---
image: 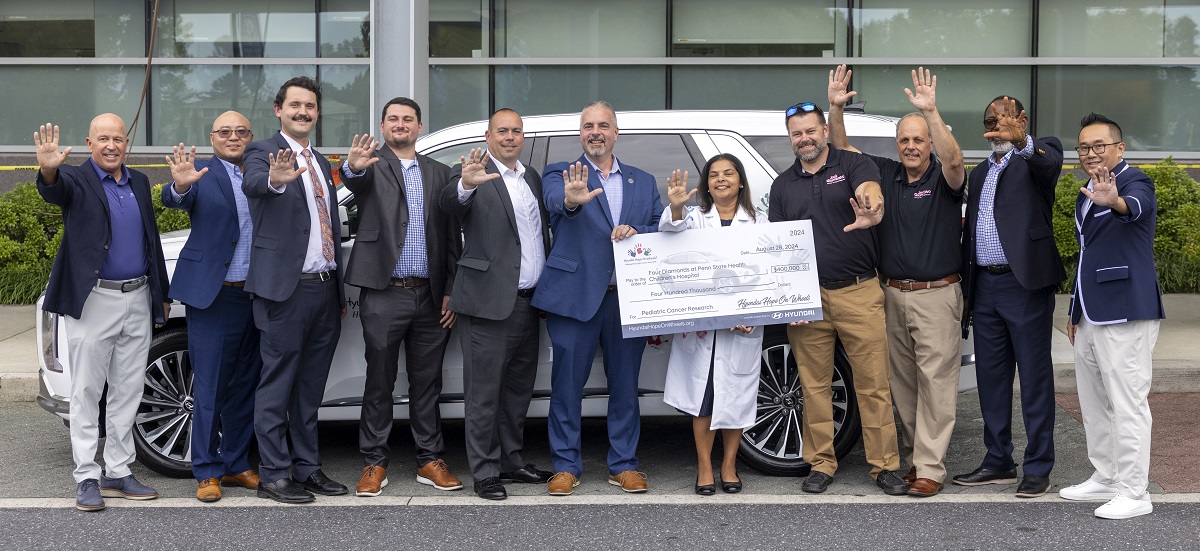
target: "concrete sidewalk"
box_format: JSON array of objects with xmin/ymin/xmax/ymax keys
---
[{"xmin": 1, "ymin": 296, "xmax": 1199, "ymax": 401}]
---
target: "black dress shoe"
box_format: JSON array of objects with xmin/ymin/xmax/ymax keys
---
[
  {"xmin": 1016, "ymin": 475, "xmax": 1050, "ymax": 498},
  {"xmin": 721, "ymin": 475, "xmax": 743, "ymax": 494},
  {"xmin": 257, "ymin": 478, "xmax": 315, "ymax": 504},
  {"xmin": 294, "ymin": 469, "xmax": 348, "ymax": 496},
  {"xmin": 951, "ymin": 466, "xmax": 1019, "ymax": 486},
  {"xmin": 801, "ymin": 471, "xmax": 833, "ymax": 494},
  {"xmin": 875, "ymin": 470, "xmax": 909, "ymax": 496},
  {"xmin": 474, "ymin": 477, "xmax": 507, "ymax": 500},
  {"xmin": 695, "ymin": 476, "xmax": 716, "ymax": 496},
  {"xmin": 499, "ymin": 464, "xmax": 553, "ymax": 484}
]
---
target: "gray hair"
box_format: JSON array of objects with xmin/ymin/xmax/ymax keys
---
[
  {"xmin": 896, "ymin": 112, "xmax": 931, "ymax": 140},
  {"xmin": 581, "ymin": 100, "xmax": 618, "ymax": 126}
]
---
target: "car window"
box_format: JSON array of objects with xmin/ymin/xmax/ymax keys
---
[
  {"xmin": 547, "ymin": 134, "xmax": 701, "ymax": 205},
  {"xmin": 745, "ymin": 135, "xmax": 899, "ymax": 173},
  {"xmin": 423, "ymin": 140, "xmax": 488, "ymax": 169}
]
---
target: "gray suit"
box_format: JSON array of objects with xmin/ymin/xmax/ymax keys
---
[
  {"xmin": 439, "ymin": 161, "xmax": 549, "ymax": 481},
  {"xmin": 343, "ymin": 146, "xmax": 461, "ymax": 468}
]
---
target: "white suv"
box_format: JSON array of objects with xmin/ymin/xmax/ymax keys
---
[{"xmin": 36, "ymin": 109, "xmax": 972, "ymax": 478}]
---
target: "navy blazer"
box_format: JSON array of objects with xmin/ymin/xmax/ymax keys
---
[
  {"xmin": 161, "ymin": 156, "xmax": 245, "ymax": 309},
  {"xmin": 963, "ymin": 136, "xmax": 1067, "ymax": 308},
  {"xmin": 241, "ymin": 132, "xmax": 346, "ymax": 305},
  {"xmin": 531, "ymin": 155, "xmax": 662, "ymax": 322},
  {"xmin": 1068, "ymin": 161, "xmax": 1165, "ymax": 325},
  {"xmin": 37, "ymin": 159, "xmax": 170, "ymax": 324}
]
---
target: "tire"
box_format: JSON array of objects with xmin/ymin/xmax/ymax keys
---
[
  {"xmin": 133, "ymin": 327, "xmax": 195, "ymax": 478},
  {"xmin": 737, "ymin": 327, "xmax": 862, "ymax": 476}
]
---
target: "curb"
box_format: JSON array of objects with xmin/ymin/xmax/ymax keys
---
[{"xmin": 0, "ymin": 373, "xmax": 37, "ymax": 402}]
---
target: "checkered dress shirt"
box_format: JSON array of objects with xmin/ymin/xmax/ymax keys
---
[
  {"xmin": 975, "ymin": 136, "xmax": 1034, "ymax": 266},
  {"xmin": 393, "ymin": 158, "xmax": 430, "ymax": 278}
]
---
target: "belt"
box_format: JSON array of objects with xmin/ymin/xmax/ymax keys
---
[
  {"xmin": 516, "ymin": 287, "xmax": 536, "ymax": 298},
  {"xmin": 820, "ymin": 270, "xmax": 877, "ymax": 291},
  {"xmin": 97, "ymin": 275, "xmax": 148, "ymax": 293},
  {"xmin": 389, "ymin": 277, "xmax": 429, "ymax": 288},
  {"xmin": 606, "ymin": 285, "xmax": 618, "ymax": 293},
  {"xmin": 300, "ymin": 271, "xmax": 335, "ymax": 281},
  {"xmin": 882, "ymin": 274, "xmax": 961, "ymax": 292},
  {"xmin": 222, "ymin": 281, "xmax": 246, "ymax": 288},
  {"xmin": 981, "ymin": 264, "xmax": 1012, "ymax": 274}
]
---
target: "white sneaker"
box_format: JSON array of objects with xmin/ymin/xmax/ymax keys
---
[
  {"xmin": 1059, "ymin": 478, "xmax": 1120, "ymax": 501},
  {"xmin": 1094, "ymin": 495, "xmax": 1153, "ymax": 520}
]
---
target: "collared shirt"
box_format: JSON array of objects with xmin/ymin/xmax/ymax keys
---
[
  {"xmin": 585, "ymin": 155, "xmax": 625, "ymax": 225},
  {"xmin": 457, "ymin": 157, "xmax": 546, "ymax": 289},
  {"xmin": 277, "ymin": 132, "xmax": 336, "ymax": 273},
  {"xmin": 393, "ymin": 156, "xmax": 430, "ymax": 278},
  {"xmin": 90, "ymin": 160, "xmax": 147, "ymax": 280},
  {"xmin": 975, "ymin": 135, "xmax": 1034, "ymax": 266},
  {"xmin": 868, "ymin": 153, "xmax": 964, "ymax": 281},
  {"xmin": 169, "ymin": 159, "xmax": 253, "ymax": 282}
]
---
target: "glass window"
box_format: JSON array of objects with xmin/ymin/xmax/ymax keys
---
[
  {"xmin": 857, "ymin": 0, "xmax": 1030, "ymax": 57},
  {"xmin": 0, "ymin": 65, "xmax": 146, "ymax": 146},
  {"xmin": 320, "ymin": 0, "xmax": 370, "ymax": 58},
  {"xmin": 429, "ymin": 66, "xmax": 489, "ymax": 132},
  {"xmin": 421, "ymin": 140, "xmax": 488, "ymax": 169},
  {"xmin": 1039, "ymin": 1, "xmax": 1174, "ymax": 57},
  {"xmin": 495, "ymin": 66, "xmax": 665, "ymax": 118},
  {"xmin": 0, "ymin": 1, "xmax": 145, "ymax": 57},
  {"xmin": 318, "ymin": 65, "xmax": 371, "ymax": 147},
  {"xmin": 153, "ymin": 0, "xmax": 368, "ymax": 58},
  {"xmin": 673, "ymin": 0, "xmax": 848, "ymax": 57},
  {"xmin": 1038, "ymin": 65, "xmax": 1200, "ymax": 152},
  {"xmin": 672, "ymin": 66, "xmax": 829, "ymax": 110},
  {"xmin": 430, "ymin": 0, "xmax": 486, "ymax": 58},
  {"xmin": 546, "ymin": 134, "xmax": 699, "ymax": 201},
  {"xmin": 495, "ymin": 0, "xmax": 666, "ymax": 57}
]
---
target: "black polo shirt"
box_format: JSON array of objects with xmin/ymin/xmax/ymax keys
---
[
  {"xmin": 867, "ymin": 153, "xmax": 964, "ymax": 281},
  {"xmin": 768, "ymin": 146, "xmax": 881, "ymax": 282}
]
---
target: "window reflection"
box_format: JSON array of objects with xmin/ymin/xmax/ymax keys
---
[
  {"xmin": 154, "ymin": 0, "xmax": 368, "ymax": 58},
  {"xmin": 495, "ymin": 66, "xmax": 664, "ymax": 118},
  {"xmin": 0, "ymin": 1, "xmax": 146, "ymax": 57},
  {"xmin": 673, "ymin": 0, "xmax": 847, "ymax": 57},
  {"xmin": 856, "ymin": 0, "xmax": 1030, "ymax": 57},
  {"xmin": 0, "ymin": 65, "xmax": 145, "ymax": 145}
]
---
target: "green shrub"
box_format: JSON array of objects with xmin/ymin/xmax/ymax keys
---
[{"xmin": 152, "ymin": 183, "xmax": 193, "ymax": 233}]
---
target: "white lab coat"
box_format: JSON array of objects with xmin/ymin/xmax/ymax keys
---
[{"xmin": 659, "ymin": 204, "xmax": 766, "ymax": 429}]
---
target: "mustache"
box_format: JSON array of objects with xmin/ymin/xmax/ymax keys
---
[
  {"xmin": 292, "ymin": 115, "xmax": 313, "ymax": 123},
  {"xmin": 587, "ymin": 134, "xmax": 606, "ymax": 143}
]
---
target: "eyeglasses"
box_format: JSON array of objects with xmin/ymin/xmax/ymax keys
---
[
  {"xmin": 1074, "ymin": 142, "xmax": 1121, "ymax": 155},
  {"xmin": 982, "ymin": 118, "xmax": 1000, "ymax": 130},
  {"xmin": 785, "ymin": 102, "xmax": 817, "ymax": 118},
  {"xmin": 211, "ymin": 128, "xmax": 251, "ymax": 139}
]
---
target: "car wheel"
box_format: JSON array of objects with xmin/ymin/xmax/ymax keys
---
[
  {"xmin": 738, "ymin": 328, "xmax": 862, "ymax": 476},
  {"xmin": 133, "ymin": 327, "xmax": 195, "ymax": 478}
]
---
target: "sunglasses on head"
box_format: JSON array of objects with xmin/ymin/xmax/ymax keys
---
[{"xmin": 785, "ymin": 102, "xmax": 817, "ymax": 118}]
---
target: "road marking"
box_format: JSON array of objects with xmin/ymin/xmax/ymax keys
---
[{"xmin": 2, "ymin": 493, "xmax": 1199, "ymax": 509}]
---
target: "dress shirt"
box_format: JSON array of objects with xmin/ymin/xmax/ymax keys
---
[
  {"xmin": 92, "ymin": 161, "xmax": 147, "ymax": 280},
  {"xmin": 585, "ymin": 156, "xmax": 625, "ymax": 225},
  {"xmin": 975, "ymin": 135, "xmax": 1034, "ymax": 266},
  {"xmin": 170, "ymin": 159, "xmax": 253, "ymax": 282},
  {"xmin": 273, "ymin": 132, "xmax": 336, "ymax": 274},
  {"xmin": 457, "ymin": 157, "xmax": 546, "ymax": 289},
  {"xmin": 393, "ymin": 157, "xmax": 430, "ymax": 278}
]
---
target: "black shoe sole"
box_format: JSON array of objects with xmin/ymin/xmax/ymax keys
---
[
  {"xmin": 499, "ymin": 476, "xmax": 550, "ymax": 484},
  {"xmin": 721, "ymin": 483, "xmax": 742, "ymax": 494},
  {"xmin": 476, "ymin": 491, "xmax": 508, "ymax": 500},
  {"xmin": 1015, "ymin": 489, "xmax": 1048, "ymax": 498},
  {"xmin": 256, "ymin": 489, "xmax": 316, "ymax": 504},
  {"xmin": 879, "ymin": 485, "xmax": 909, "ymax": 496},
  {"xmin": 951, "ymin": 477, "xmax": 1018, "ymax": 486}
]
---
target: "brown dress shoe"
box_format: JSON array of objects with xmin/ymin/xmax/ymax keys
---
[
  {"xmin": 547, "ymin": 472, "xmax": 579, "ymax": 496},
  {"xmin": 197, "ymin": 478, "xmax": 222, "ymax": 502},
  {"xmin": 416, "ymin": 459, "xmax": 463, "ymax": 490},
  {"xmin": 356, "ymin": 465, "xmax": 388, "ymax": 497},
  {"xmin": 903, "ymin": 467, "xmax": 917, "ymax": 485},
  {"xmin": 908, "ymin": 478, "xmax": 943, "ymax": 497},
  {"xmin": 220, "ymin": 470, "xmax": 260, "ymax": 490},
  {"xmin": 608, "ymin": 470, "xmax": 648, "ymax": 493}
]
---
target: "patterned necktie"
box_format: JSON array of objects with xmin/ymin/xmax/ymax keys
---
[{"xmin": 302, "ymin": 149, "xmax": 335, "ymax": 262}]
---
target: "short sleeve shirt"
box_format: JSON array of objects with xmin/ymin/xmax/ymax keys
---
[
  {"xmin": 868, "ymin": 153, "xmax": 964, "ymax": 281},
  {"xmin": 768, "ymin": 146, "xmax": 881, "ymax": 282}
]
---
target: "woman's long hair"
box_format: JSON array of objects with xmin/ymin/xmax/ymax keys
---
[{"xmin": 698, "ymin": 153, "xmax": 756, "ymax": 221}]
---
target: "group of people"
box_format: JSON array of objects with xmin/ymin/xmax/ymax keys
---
[{"xmin": 35, "ymin": 66, "xmax": 1163, "ymax": 519}]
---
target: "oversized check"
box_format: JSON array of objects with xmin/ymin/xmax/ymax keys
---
[{"xmin": 614, "ymin": 220, "xmax": 823, "ymax": 338}]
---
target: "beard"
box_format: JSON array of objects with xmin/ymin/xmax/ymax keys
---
[
  {"xmin": 990, "ymin": 139, "xmax": 1015, "ymax": 155},
  {"xmin": 794, "ymin": 139, "xmax": 826, "ymax": 163}
]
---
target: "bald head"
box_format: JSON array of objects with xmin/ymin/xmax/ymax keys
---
[
  {"xmin": 86, "ymin": 113, "xmax": 129, "ymax": 179},
  {"xmin": 210, "ymin": 110, "xmax": 253, "ymax": 165}
]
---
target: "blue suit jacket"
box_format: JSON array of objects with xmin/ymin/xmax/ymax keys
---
[
  {"xmin": 161, "ymin": 156, "xmax": 245, "ymax": 309},
  {"xmin": 241, "ymin": 132, "xmax": 345, "ymax": 305},
  {"xmin": 36, "ymin": 159, "xmax": 170, "ymax": 323},
  {"xmin": 531, "ymin": 155, "xmax": 662, "ymax": 321},
  {"xmin": 1068, "ymin": 161, "xmax": 1165, "ymax": 325}
]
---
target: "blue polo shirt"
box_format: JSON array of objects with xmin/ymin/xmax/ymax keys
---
[{"xmin": 90, "ymin": 159, "xmax": 148, "ymax": 280}]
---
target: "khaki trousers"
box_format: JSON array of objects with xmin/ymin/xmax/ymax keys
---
[
  {"xmin": 883, "ymin": 283, "xmax": 963, "ymax": 483},
  {"xmin": 787, "ymin": 280, "xmax": 899, "ymax": 477}
]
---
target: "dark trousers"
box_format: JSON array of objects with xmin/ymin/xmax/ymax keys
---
[
  {"xmin": 358, "ymin": 285, "xmax": 450, "ymax": 468},
  {"xmin": 252, "ymin": 278, "xmax": 341, "ymax": 483},
  {"xmin": 546, "ymin": 290, "xmax": 646, "ymax": 476},
  {"xmin": 460, "ymin": 296, "xmax": 540, "ymax": 482},
  {"xmin": 188, "ymin": 284, "xmax": 261, "ymax": 481},
  {"xmin": 971, "ymin": 269, "xmax": 1057, "ymax": 477}
]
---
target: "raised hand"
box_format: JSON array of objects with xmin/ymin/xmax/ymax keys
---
[
  {"xmin": 562, "ymin": 161, "xmax": 602, "ymax": 209},
  {"xmin": 1081, "ymin": 165, "xmax": 1121, "ymax": 207},
  {"xmin": 268, "ymin": 149, "xmax": 306, "ymax": 189},
  {"xmin": 843, "ymin": 191, "xmax": 883, "ymax": 232},
  {"xmin": 666, "ymin": 168, "xmax": 695, "ymax": 221},
  {"xmin": 904, "ymin": 67, "xmax": 937, "ymax": 113},
  {"xmin": 459, "ymin": 148, "xmax": 501, "ymax": 190},
  {"xmin": 346, "ymin": 134, "xmax": 380, "ymax": 173},
  {"xmin": 828, "ymin": 64, "xmax": 857, "ymax": 109},
  {"xmin": 983, "ymin": 96, "xmax": 1026, "ymax": 144},
  {"xmin": 166, "ymin": 143, "xmax": 209, "ymax": 193},
  {"xmin": 34, "ymin": 123, "xmax": 72, "ymax": 176}
]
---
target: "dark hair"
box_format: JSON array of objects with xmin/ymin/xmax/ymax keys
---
[
  {"xmin": 985, "ymin": 95, "xmax": 1024, "ymax": 116},
  {"xmin": 274, "ymin": 76, "xmax": 322, "ymax": 110},
  {"xmin": 785, "ymin": 103, "xmax": 826, "ymax": 127},
  {"xmin": 1080, "ymin": 112, "xmax": 1123, "ymax": 142},
  {"xmin": 381, "ymin": 97, "xmax": 422, "ymax": 123},
  {"xmin": 698, "ymin": 153, "xmax": 757, "ymax": 221}
]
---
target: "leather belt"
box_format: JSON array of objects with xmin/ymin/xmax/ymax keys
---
[
  {"xmin": 882, "ymin": 274, "xmax": 961, "ymax": 292},
  {"xmin": 606, "ymin": 285, "xmax": 618, "ymax": 293},
  {"xmin": 516, "ymin": 287, "xmax": 536, "ymax": 298},
  {"xmin": 300, "ymin": 271, "xmax": 335, "ymax": 281},
  {"xmin": 389, "ymin": 277, "xmax": 429, "ymax": 288},
  {"xmin": 982, "ymin": 264, "xmax": 1012, "ymax": 274},
  {"xmin": 97, "ymin": 275, "xmax": 148, "ymax": 293},
  {"xmin": 820, "ymin": 270, "xmax": 877, "ymax": 291},
  {"xmin": 222, "ymin": 281, "xmax": 246, "ymax": 288}
]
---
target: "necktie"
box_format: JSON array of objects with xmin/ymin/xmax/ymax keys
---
[{"xmin": 302, "ymin": 150, "xmax": 335, "ymax": 262}]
